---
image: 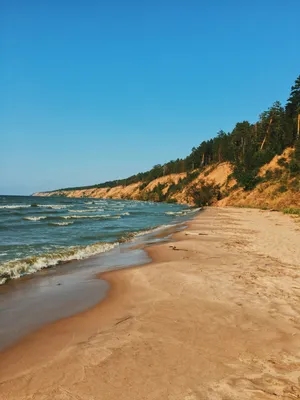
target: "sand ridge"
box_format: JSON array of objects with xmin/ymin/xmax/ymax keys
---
[{"xmin": 1, "ymin": 207, "xmax": 300, "ymax": 399}]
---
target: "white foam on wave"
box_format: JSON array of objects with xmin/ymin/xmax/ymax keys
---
[
  {"xmin": 0, "ymin": 205, "xmax": 31, "ymax": 209},
  {"xmin": 0, "ymin": 204, "xmax": 68, "ymax": 210},
  {"xmin": 189, "ymin": 207, "xmax": 201, "ymax": 213},
  {"xmin": 40, "ymin": 204, "xmax": 67, "ymax": 209},
  {"xmin": 0, "ymin": 241, "xmax": 119, "ymax": 284},
  {"xmin": 23, "ymin": 216, "xmax": 47, "ymax": 221},
  {"xmin": 23, "ymin": 213, "xmax": 124, "ymax": 222},
  {"xmin": 49, "ymin": 222, "xmax": 74, "ymax": 226},
  {"xmin": 165, "ymin": 210, "xmax": 191, "ymax": 216},
  {"xmin": 134, "ymin": 223, "xmax": 178, "ymax": 237},
  {"xmin": 165, "ymin": 207, "xmax": 201, "ymax": 216},
  {"xmin": 68, "ymin": 208, "xmax": 104, "ymax": 213},
  {"xmin": 85, "ymin": 201, "xmax": 106, "ymax": 205},
  {"xmin": 62, "ymin": 214, "xmax": 120, "ymax": 220}
]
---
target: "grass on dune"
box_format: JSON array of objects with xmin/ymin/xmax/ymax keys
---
[{"xmin": 283, "ymin": 208, "xmax": 300, "ymax": 215}]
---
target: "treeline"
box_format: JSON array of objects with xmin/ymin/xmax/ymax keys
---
[{"xmin": 58, "ymin": 75, "xmax": 300, "ymax": 192}]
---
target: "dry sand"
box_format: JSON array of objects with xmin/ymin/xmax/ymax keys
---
[{"xmin": 1, "ymin": 207, "xmax": 300, "ymax": 399}]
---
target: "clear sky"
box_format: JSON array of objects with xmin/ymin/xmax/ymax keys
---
[{"xmin": 1, "ymin": 0, "xmax": 299, "ymax": 195}]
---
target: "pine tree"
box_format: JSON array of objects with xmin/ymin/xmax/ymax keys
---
[
  {"xmin": 259, "ymin": 101, "xmax": 286, "ymax": 154},
  {"xmin": 286, "ymin": 75, "xmax": 300, "ymax": 118},
  {"xmin": 286, "ymin": 76, "xmax": 300, "ymax": 142}
]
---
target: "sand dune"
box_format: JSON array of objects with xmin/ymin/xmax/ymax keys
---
[{"xmin": 1, "ymin": 207, "xmax": 300, "ymax": 399}]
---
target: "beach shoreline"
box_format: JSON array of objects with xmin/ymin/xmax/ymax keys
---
[
  {"xmin": 1, "ymin": 207, "xmax": 300, "ymax": 399},
  {"xmin": 0, "ymin": 219, "xmax": 188, "ymax": 351}
]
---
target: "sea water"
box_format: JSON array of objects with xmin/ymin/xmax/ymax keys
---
[{"xmin": 0, "ymin": 195, "xmax": 198, "ymax": 284}]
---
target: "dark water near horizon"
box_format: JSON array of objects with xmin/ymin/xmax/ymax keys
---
[{"xmin": 0, "ymin": 195, "xmax": 198, "ymax": 284}]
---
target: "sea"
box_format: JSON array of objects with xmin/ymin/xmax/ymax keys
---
[{"xmin": 0, "ymin": 195, "xmax": 199, "ymax": 285}]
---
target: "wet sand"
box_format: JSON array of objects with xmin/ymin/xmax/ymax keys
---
[
  {"xmin": 1, "ymin": 207, "xmax": 300, "ymax": 399},
  {"xmin": 0, "ymin": 223, "xmax": 186, "ymax": 350},
  {"xmin": 0, "ymin": 225, "xmax": 181, "ymax": 350}
]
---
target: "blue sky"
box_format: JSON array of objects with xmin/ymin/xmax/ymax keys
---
[{"xmin": 1, "ymin": 0, "xmax": 299, "ymax": 195}]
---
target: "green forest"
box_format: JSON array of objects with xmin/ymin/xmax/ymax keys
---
[{"xmin": 59, "ymin": 75, "xmax": 300, "ymax": 193}]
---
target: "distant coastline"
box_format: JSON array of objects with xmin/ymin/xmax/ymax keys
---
[{"xmin": 34, "ymin": 148, "xmax": 300, "ymax": 211}]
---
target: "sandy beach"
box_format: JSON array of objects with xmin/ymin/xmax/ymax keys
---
[{"xmin": 1, "ymin": 207, "xmax": 300, "ymax": 399}]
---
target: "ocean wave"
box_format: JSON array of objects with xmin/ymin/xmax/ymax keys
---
[
  {"xmin": 38, "ymin": 204, "xmax": 67, "ymax": 209},
  {"xmin": 189, "ymin": 207, "xmax": 202, "ymax": 213},
  {"xmin": 23, "ymin": 214, "xmax": 122, "ymax": 222},
  {"xmin": 118, "ymin": 224, "xmax": 177, "ymax": 243},
  {"xmin": 0, "ymin": 204, "xmax": 68, "ymax": 210},
  {"xmin": 0, "ymin": 205, "xmax": 31, "ymax": 209},
  {"xmin": 129, "ymin": 210, "xmax": 149, "ymax": 216},
  {"xmin": 164, "ymin": 210, "xmax": 191, "ymax": 216},
  {"xmin": 134, "ymin": 223, "xmax": 178, "ymax": 237},
  {"xmin": 67, "ymin": 208, "xmax": 103, "ymax": 213},
  {"xmin": 61, "ymin": 214, "xmax": 120, "ymax": 220},
  {"xmin": 23, "ymin": 216, "xmax": 47, "ymax": 221},
  {"xmin": 48, "ymin": 222, "xmax": 74, "ymax": 226},
  {"xmin": 84, "ymin": 201, "xmax": 106, "ymax": 205},
  {"xmin": 165, "ymin": 207, "xmax": 201, "ymax": 216},
  {"xmin": 0, "ymin": 242, "xmax": 118, "ymax": 284}
]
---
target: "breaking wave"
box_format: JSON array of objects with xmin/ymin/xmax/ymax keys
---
[
  {"xmin": 0, "ymin": 204, "xmax": 68, "ymax": 210},
  {"xmin": 165, "ymin": 207, "xmax": 201, "ymax": 216},
  {"xmin": 23, "ymin": 216, "xmax": 47, "ymax": 221},
  {"xmin": 0, "ymin": 242, "xmax": 119, "ymax": 284},
  {"xmin": 22, "ymin": 214, "xmax": 122, "ymax": 222},
  {"xmin": 34, "ymin": 204, "xmax": 67, "ymax": 209},
  {"xmin": 0, "ymin": 205, "xmax": 31, "ymax": 209},
  {"xmin": 67, "ymin": 208, "xmax": 103, "ymax": 213},
  {"xmin": 42, "ymin": 204, "xmax": 67, "ymax": 209},
  {"xmin": 48, "ymin": 222, "xmax": 74, "ymax": 226},
  {"xmin": 0, "ymin": 197, "xmax": 198, "ymax": 285},
  {"xmin": 134, "ymin": 223, "xmax": 179, "ymax": 237},
  {"xmin": 84, "ymin": 201, "xmax": 105, "ymax": 205},
  {"xmin": 61, "ymin": 214, "xmax": 120, "ymax": 220},
  {"xmin": 117, "ymin": 223, "xmax": 179, "ymax": 243}
]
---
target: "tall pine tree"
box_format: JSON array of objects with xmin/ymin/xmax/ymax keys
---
[{"xmin": 286, "ymin": 75, "xmax": 300, "ymax": 141}]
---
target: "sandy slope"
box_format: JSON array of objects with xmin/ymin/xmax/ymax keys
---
[
  {"xmin": 33, "ymin": 149, "xmax": 300, "ymax": 210},
  {"xmin": 1, "ymin": 208, "xmax": 300, "ymax": 399}
]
